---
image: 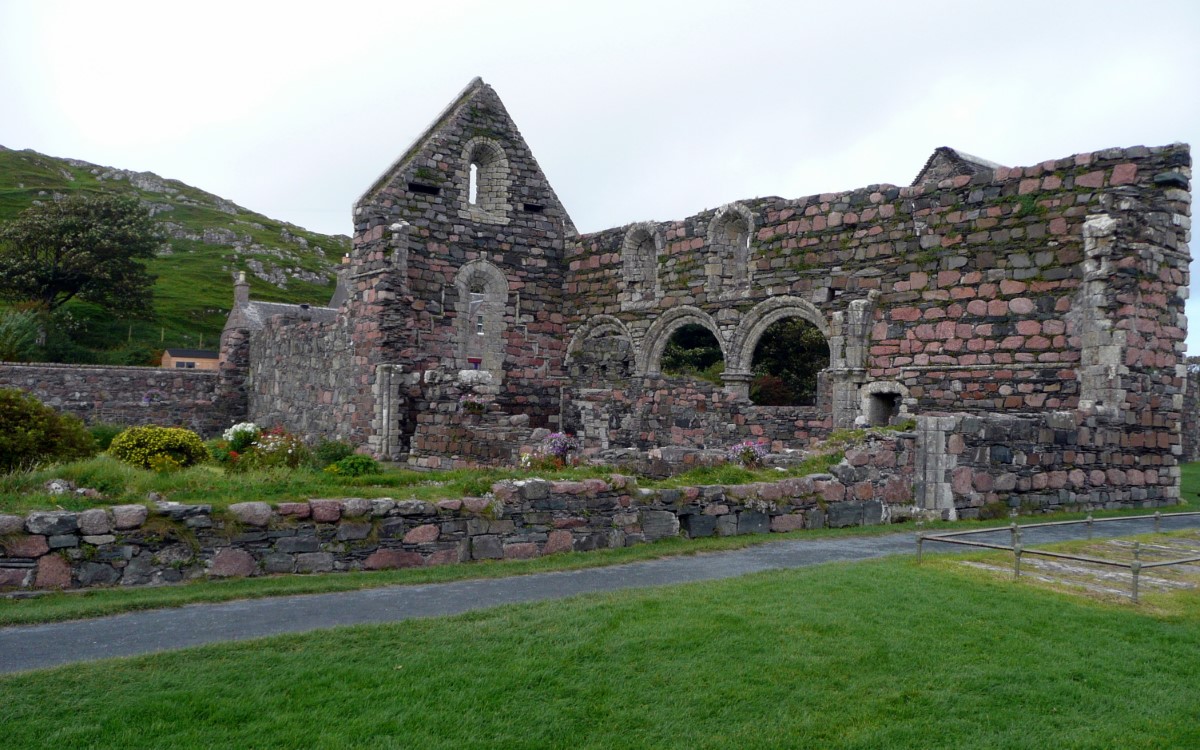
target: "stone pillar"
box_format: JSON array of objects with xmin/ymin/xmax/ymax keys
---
[{"xmin": 721, "ymin": 371, "xmax": 753, "ymax": 400}]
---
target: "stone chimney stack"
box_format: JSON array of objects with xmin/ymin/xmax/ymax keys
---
[{"xmin": 234, "ymin": 270, "xmax": 249, "ymax": 308}]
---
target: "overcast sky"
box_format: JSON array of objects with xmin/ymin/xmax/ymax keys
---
[{"xmin": 2, "ymin": 0, "xmax": 1198, "ymax": 348}]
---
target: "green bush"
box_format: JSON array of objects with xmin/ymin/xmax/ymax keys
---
[
  {"xmin": 0, "ymin": 388, "xmax": 96, "ymax": 473},
  {"xmin": 314, "ymin": 438, "xmax": 356, "ymax": 467},
  {"xmin": 240, "ymin": 426, "xmax": 311, "ymax": 470},
  {"xmin": 88, "ymin": 423, "xmax": 126, "ymax": 452},
  {"xmin": 108, "ymin": 425, "xmax": 208, "ymax": 470},
  {"xmin": 323, "ymin": 454, "xmax": 381, "ymax": 477}
]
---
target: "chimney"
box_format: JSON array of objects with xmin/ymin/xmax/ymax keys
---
[{"xmin": 234, "ymin": 270, "xmax": 249, "ymax": 308}]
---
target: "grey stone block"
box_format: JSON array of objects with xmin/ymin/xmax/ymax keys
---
[
  {"xmin": 276, "ymin": 536, "xmax": 320, "ymax": 554},
  {"xmin": 295, "ymin": 552, "xmax": 334, "ymax": 573},
  {"xmin": 641, "ymin": 511, "xmax": 679, "ymax": 540},
  {"xmin": 25, "ymin": 512, "xmax": 79, "ymax": 536},
  {"xmin": 681, "ymin": 513, "xmax": 717, "ymax": 538},
  {"xmin": 336, "ymin": 523, "xmax": 372, "ymax": 541},
  {"xmin": 471, "ymin": 535, "xmax": 503, "ymax": 560},
  {"xmin": 737, "ymin": 511, "xmax": 770, "ymax": 535},
  {"xmin": 262, "ymin": 553, "xmax": 295, "ymax": 574},
  {"xmin": 716, "ymin": 514, "xmax": 738, "ymax": 536},
  {"xmin": 48, "ymin": 534, "xmax": 79, "ymax": 549},
  {"xmin": 78, "ymin": 562, "xmax": 120, "ymax": 586}
]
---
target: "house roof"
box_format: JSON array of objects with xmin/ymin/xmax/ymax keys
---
[{"xmin": 163, "ymin": 348, "xmax": 219, "ymax": 359}]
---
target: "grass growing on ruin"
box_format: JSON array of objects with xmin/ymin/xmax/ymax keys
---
[
  {"xmin": 0, "ymin": 455, "xmax": 624, "ymax": 514},
  {"xmin": 3, "ymin": 557, "xmax": 1198, "ymax": 749},
  {"xmin": 0, "ymin": 452, "xmax": 852, "ymax": 515}
]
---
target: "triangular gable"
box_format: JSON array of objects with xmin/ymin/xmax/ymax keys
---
[
  {"xmin": 911, "ymin": 146, "xmax": 1005, "ymax": 187},
  {"xmin": 355, "ymin": 78, "xmax": 576, "ymax": 235}
]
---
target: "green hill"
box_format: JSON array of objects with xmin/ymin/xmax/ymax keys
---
[{"xmin": 0, "ymin": 145, "xmax": 349, "ymax": 364}]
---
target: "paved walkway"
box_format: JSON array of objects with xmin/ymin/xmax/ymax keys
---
[{"xmin": 2, "ymin": 514, "xmax": 1197, "ymax": 674}]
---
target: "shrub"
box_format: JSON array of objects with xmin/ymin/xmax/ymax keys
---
[
  {"xmin": 108, "ymin": 425, "xmax": 209, "ymax": 470},
  {"xmin": 314, "ymin": 438, "xmax": 356, "ymax": 467},
  {"xmin": 88, "ymin": 423, "xmax": 126, "ymax": 452},
  {"xmin": 324, "ymin": 454, "xmax": 381, "ymax": 477},
  {"xmin": 0, "ymin": 309, "xmax": 40, "ymax": 362},
  {"xmin": 0, "ymin": 388, "xmax": 96, "ymax": 473},
  {"xmin": 242, "ymin": 426, "xmax": 311, "ymax": 470},
  {"xmin": 222, "ymin": 422, "xmax": 261, "ymax": 453}
]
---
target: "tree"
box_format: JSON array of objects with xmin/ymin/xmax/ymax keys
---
[
  {"xmin": 0, "ymin": 195, "xmax": 161, "ymax": 315},
  {"xmin": 750, "ymin": 318, "xmax": 829, "ymax": 405}
]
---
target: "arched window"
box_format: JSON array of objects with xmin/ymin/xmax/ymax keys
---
[
  {"xmin": 454, "ymin": 260, "xmax": 509, "ymax": 376},
  {"xmin": 620, "ymin": 223, "xmax": 660, "ymax": 308},
  {"xmin": 708, "ymin": 203, "xmax": 755, "ymax": 293},
  {"xmin": 459, "ymin": 137, "xmax": 511, "ymax": 224}
]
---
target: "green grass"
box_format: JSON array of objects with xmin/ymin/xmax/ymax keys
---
[
  {"xmin": 0, "ymin": 452, "xmax": 856, "ymax": 514},
  {"xmin": 2, "ymin": 558, "xmax": 1197, "ymax": 748}
]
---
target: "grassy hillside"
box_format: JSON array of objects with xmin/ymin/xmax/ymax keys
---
[{"xmin": 0, "ymin": 145, "xmax": 349, "ymax": 364}]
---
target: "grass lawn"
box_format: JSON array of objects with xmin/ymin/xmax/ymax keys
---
[{"xmin": 2, "ymin": 557, "xmax": 1197, "ymax": 749}]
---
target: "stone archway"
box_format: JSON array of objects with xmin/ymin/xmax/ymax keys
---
[
  {"xmin": 565, "ymin": 315, "xmax": 636, "ymax": 381},
  {"xmin": 638, "ymin": 306, "xmax": 726, "ymax": 377},
  {"xmin": 729, "ymin": 297, "xmax": 831, "ymax": 373}
]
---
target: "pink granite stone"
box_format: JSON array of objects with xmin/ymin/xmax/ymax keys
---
[
  {"xmin": 543, "ymin": 530, "xmax": 574, "ymax": 554},
  {"xmin": 35, "ymin": 555, "xmax": 72, "ymax": 589},
  {"xmin": 403, "ymin": 524, "xmax": 440, "ymax": 544},
  {"xmin": 310, "ymin": 500, "xmax": 342, "ymax": 523},
  {"xmin": 210, "ymin": 548, "xmax": 257, "ymax": 578},
  {"xmin": 3, "ymin": 535, "xmax": 48, "ymax": 558},
  {"xmin": 366, "ymin": 549, "xmax": 425, "ymax": 569}
]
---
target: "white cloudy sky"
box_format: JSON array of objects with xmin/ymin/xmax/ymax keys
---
[{"xmin": 2, "ymin": 0, "xmax": 1198, "ymax": 347}]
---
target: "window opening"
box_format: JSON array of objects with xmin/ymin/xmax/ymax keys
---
[
  {"xmin": 408, "ymin": 182, "xmax": 441, "ymax": 196},
  {"xmin": 867, "ymin": 393, "xmax": 901, "ymax": 426},
  {"xmin": 468, "ymin": 163, "xmax": 479, "ymax": 205},
  {"xmin": 749, "ymin": 318, "xmax": 830, "ymax": 406},
  {"xmin": 661, "ymin": 324, "xmax": 724, "ymax": 384}
]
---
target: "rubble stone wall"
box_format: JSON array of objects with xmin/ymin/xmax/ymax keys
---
[
  {"xmin": 915, "ymin": 412, "xmax": 1182, "ymax": 519},
  {"xmin": 0, "ymin": 436, "xmax": 916, "ymax": 591},
  {"xmin": 0, "ymin": 362, "xmax": 236, "ymax": 436}
]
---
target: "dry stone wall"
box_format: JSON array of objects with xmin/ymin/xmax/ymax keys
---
[
  {"xmin": 0, "ymin": 436, "xmax": 916, "ymax": 591},
  {"xmin": 0, "ymin": 362, "xmax": 238, "ymax": 436}
]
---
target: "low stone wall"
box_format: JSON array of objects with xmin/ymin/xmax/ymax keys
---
[
  {"xmin": 0, "ymin": 436, "xmax": 916, "ymax": 591},
  {"xmin": 0, "ymin": 362, "xmax": 238, "ymax": 437},
  {"xmin": 915, "ymin": 412, "xmax": 1182, "ymax": 519},
  {"xmin": 565, "ymin": 376, "xmax": 833, "ymax": 452}
]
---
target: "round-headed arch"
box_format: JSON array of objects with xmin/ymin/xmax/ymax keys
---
[
  {"xmin": 565, "ymin": 314, "xmax": 634, "ymax": 367},
  {"xmin": 730, "ymin": 296, "xmax": 831, "ymax": 373},
  {"xmin": 638, "ymin": 306, "xmax": 726, "ymax": 376}
]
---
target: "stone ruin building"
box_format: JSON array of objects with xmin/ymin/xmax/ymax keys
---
[
  {"xmin": 209, "ymin": 78, "xmax": 1193, "ymax": 517},
  {"xmin": 4, "ymin": 78, "xmax": 1189, "ymax": 521}
]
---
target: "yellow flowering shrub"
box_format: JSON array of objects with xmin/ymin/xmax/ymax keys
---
[{"xmin": 108, "ymin": 425, "xmax": 208, "ymax": 470}]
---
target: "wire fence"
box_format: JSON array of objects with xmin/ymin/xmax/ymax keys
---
[{"xmin": 916, "ymin": 511, "xmax": 1200, "ymax": 603}]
